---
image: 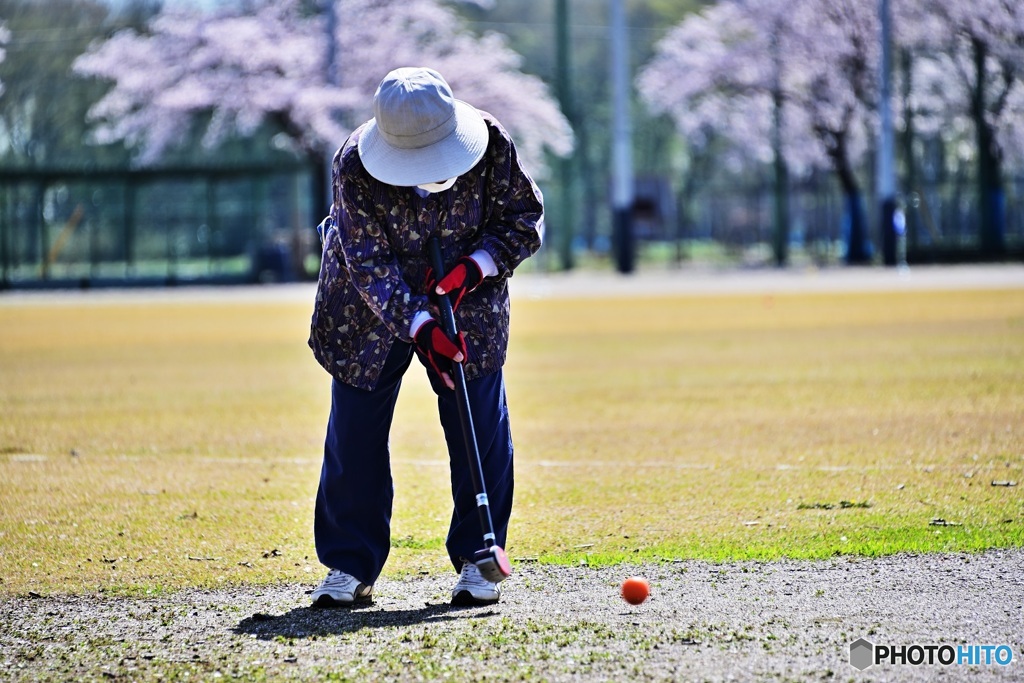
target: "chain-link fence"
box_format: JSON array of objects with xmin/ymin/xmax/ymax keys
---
[
  {"xmin": 2, "ymin": 165, "xmax": 1021, "ymax": 288},
  {"xmin": 0, "ymin": 166, "xmax": 315, "ymax": 290},
  {"xmin": 617, "ymin": 172, "xmax": 1024, "ymax": 268}
]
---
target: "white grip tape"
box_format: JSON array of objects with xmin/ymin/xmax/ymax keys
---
[{"xmin": 476, "ymin": 493, "xmax": 489, "ymax": 507}]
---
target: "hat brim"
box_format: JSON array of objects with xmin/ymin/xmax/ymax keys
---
[{"xmin": 358, "ymin": 100, "xmax": 488, "ymax": 187}]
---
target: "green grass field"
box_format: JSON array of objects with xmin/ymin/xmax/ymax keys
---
[{"xmin": 1, "ymin": 285, "xmax": 1022, "ymax": 596}]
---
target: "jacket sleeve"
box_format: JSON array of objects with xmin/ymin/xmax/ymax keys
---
[
  {"xmin": 473, "ymin": 117, "xmax": 545, "ymax": 279},
  {"xmin": 334, "ymin": 145, "xmax": 428, "ymax": 343}
]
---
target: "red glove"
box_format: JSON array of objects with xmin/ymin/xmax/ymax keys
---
[
  {"xmin": 425, "ymin": 255, "xmax": 483, "ymax": 311},
  {"xmin": 413, "ymin": 319, "xmax": 467, "ymax": 390}
]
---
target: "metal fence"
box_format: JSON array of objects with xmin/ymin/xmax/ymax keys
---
[
  {"xmin": 674, "ymin": 174, "xmax": 1024, "ymax": 265},
  {"xmin": 0, "ymin": 165, "xmax": 315, "ymax": 290},
  {"xmin": 2, "ymin": 166, "xmax": 1020, "ymax": 288}
]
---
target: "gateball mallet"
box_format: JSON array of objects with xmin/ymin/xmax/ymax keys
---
[{"xmin": 427, "ymin": 236, "xmax": 513, "ymax": 584}]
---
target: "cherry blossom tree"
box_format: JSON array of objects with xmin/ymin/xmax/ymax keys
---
[
  {"xmin": 904, "ymin": 0, "xmax": 1024, "ymax": 255},
  {"xmin": 328, "ymin": 0, "xmax": 572, "ymax": 178},
  {"xmin": 73, "ymin": 0, "xmax": 572, "ymax": 219},
  {"xmin": 638, "ymin": 0, "xmax": 882, "ymax": 263},
  {"xmin": 74, "ymin": 2, "xmax": 336, "ymax": 165},
  {"xmin": 641, "ymin": 0, "xmax": 1024, "ymax": 261}
]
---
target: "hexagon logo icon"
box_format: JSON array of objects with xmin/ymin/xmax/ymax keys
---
[{"xmin": 850, "ymin": 638, "xmax": 874, "ymax": 670}]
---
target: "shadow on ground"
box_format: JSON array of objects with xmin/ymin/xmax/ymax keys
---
[{"xmin": 233, "ymin": 601, "xmax": 500, "ymax": 639}]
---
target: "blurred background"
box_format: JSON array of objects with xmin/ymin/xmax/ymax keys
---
[{"xmin": 0, "ymin": 0, "xmax": 1022, "ymax": 290}]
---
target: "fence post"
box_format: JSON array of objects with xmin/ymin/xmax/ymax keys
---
[
  {"xmin": 0, "ymin": 186, "xmax": 8, "ymax": 288},
  {"xmin": 124, "ymin": 179, "xmax": 135, "ymax": 277},
  {"xmin": 206, "ymin": 177, "xmax": 217, "ymax": 276},
  {"xmin": 37, "ymin": 182, "xmax": 49, "ymax": 280},
  {"xmin": 609, "ymin": 0, "xmax": 635, "ymax": 274}
]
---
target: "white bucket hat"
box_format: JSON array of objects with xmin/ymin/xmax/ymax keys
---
[{"xmin": 357, "ymin": 67, "xmax": 489, "ymax": 187}]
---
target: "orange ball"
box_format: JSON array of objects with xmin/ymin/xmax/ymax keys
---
[{"xmin": 621, "ymin": 576, "xmax": 650, "ymax": 605}]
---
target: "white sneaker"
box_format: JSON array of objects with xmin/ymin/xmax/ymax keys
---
[
  {"xmin": 311, "ymin": 569, "xmax": 372, "ymax": 607},
  {"xmin": 451, "ymin": 561, "xmax": 501, "ymax": 606}
]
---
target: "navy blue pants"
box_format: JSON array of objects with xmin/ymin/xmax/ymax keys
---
[{"xmin": 314, "ymin": 340, "xmax": 514, "ymax": 585}]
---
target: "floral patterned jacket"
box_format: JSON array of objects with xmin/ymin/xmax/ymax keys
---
[{"xmin": 308, "ymin": 112, "xmax": 544, "ymax": 390}]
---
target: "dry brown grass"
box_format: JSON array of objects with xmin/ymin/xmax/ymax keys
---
[{"xmin": 1, "ymin": 287, "xmax": 1021, "ymax": 595}]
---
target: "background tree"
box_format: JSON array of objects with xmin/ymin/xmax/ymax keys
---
[
  {"xmin": 0, "ymin": 0, "xmax": 160, "ymax": 272},
  {"xmin": 72, "ymin": 0, "xmax": 572, "ymax": 223},
  {"xmin": 907, "ymin": 0, "xmax": 1024, "ymax": 256},
  {"xmin": 638, "ymin": 0, "xmax": 882, "ymax": 264},
  {"xmin": 0, "ymin": 0, "xmax": 148, "ymax": 168}
]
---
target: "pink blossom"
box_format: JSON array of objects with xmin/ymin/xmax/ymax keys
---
[
  {"xmin": 73, "ymin": 0, "xmax": 571, "ymax": 174},
  {"xmin": 639, "ymin": 0, "xmax": 1024, "ymax": 175},
  {"xmin": 638, "ymin": 0, "xmax": 882, "ymax": 176},
  {"xmin": 904, "ymin": 0, "xmax": 1024, "ymax": 166}
]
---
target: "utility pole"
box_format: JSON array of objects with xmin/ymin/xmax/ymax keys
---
[
  {"xmin": 323, "ymin": 0, "xmax": 339, "ymax": 219},
  {"xmin": 609, "ymin": 0, "xmax": 634, "ymax": 274},
  {"xmin": 301, "ymin": 0, "xmax": 339, "ymax": 278},
  {"xmin": 878, "ymin": 0, "xmax": 898, "ymax": 266},
  {"xmin": 554, "ymin": 0, "xmax": 576, "ymax": 271},
  {"xmin": 770, "ymin": 27, "xmax": 789, "ymax": 268}
]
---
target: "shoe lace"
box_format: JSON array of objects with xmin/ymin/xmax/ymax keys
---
[
  {"xmin": 322, "ymin": 569, "xmax": 357, "ymax": 589},
  {"xmin": 460, "ymin": 562, "xmax": 494, "ymax": 589}
]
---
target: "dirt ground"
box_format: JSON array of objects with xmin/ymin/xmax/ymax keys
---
[{"xmin": 3, "ymin": 549, "xmax": 1022, "ymax": 682}]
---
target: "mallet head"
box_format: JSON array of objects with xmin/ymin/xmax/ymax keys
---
[{"xmin": 473, "ymin": 546, "xmax": 512, "ymax": 583}]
